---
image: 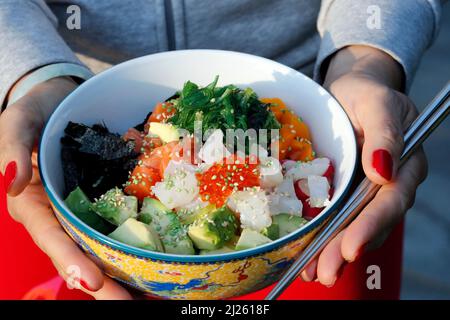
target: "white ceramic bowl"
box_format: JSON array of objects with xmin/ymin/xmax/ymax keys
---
[{"xmin": 39, "ymin": 50, "xmax": 357, "ymax": 299}]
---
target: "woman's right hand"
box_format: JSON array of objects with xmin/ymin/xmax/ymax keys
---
[{"xmin": 0, "ymin": 77, "xmax": 132, "ymax": 299}]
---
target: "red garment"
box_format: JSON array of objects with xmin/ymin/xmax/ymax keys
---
[{"xmin": 0, "ymin": 173, "xmax": 402, "ymax": 300}]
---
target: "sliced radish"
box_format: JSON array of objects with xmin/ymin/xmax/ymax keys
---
[
  {"xmin": 323, "ymin": 160, "xmax": 335, "ymax": 184},
  {"xmin": 295, "ymin": 177, "xmax": 332, "ymax": 205},
  {"xmin": 294, "ymin": 179, "xmax": 309, "ymax": 202},
  {"xmin": 294, "ymin": 175, "xmax": 332, "ymax": 220},
  {"xmin": 303, "ymin": 205, "xmax": 323, "ymax": 220},
  {"xmin": 294, "ymin": 179, "xmax": 325, "ymax": 219}
]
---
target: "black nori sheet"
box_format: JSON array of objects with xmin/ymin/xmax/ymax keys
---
[{"xmin": 61, "ymin": 121, "xmax": 138, "ymax": 199}]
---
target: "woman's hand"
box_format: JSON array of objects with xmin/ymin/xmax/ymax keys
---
[
  {"xmin": 0, "ymin": 77, "xmax": 132, "ymax": 299},
  {"xmin": 300, "ymin": 45, "xmax": 428, "ymax": 286}
]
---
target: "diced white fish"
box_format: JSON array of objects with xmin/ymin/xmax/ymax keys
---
[
  {"xmin": 198, "ymin": 129, "xmax": 231, "ymax": 164},
  {"xmin": 268, "ymin": 193, "xmax": 303, "ymax": 216},
  {"xmin": 260, "ymin": 156, "xmax": 283, "ymax": 189},
  {"xmin": 307, "ymin": 175, "xmax": 330, "ymax": 208},
  {"xmin": 267, "ymin": 177, "xmax": 303, "ymax": 216},
  {"xmin": 281, "ymin": 160, "xmax": 297, "ymax": 171},
  {"xmin": 152, "ymin": 161, "xmax": 199, "ymax": 209},
  {"xmin": 228, "ymin": 189, "xmax": 272, "ymax": 232},
  {"xmin": 285, "ymin": 158, "xmax": 330, "ymax": 180}
]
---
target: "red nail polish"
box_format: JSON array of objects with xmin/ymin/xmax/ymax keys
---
[
  {"xmin": 372, "ymin": 149, "xmax": 393, "ymax": 180},
  {"xmin": 4, "ymin": 161, "xmax": 17, "ymax": 192},
  {"xmin": 79, "ymin": 279, "xmax": 94, "ymax": 291}
]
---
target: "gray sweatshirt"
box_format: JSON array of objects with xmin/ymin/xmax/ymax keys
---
[{"xmin": 0, "ymin": 0, "xmax": 443, "ymax": 106}]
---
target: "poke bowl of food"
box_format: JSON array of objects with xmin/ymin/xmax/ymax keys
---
[{"xmin": 38, "ymin": 50, "xmax": 357, "ymax": 299}]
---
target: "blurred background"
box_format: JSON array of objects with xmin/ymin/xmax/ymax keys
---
[{"xmin": 401, "ymin": 4, "xmax": 450, "ymax": 299}]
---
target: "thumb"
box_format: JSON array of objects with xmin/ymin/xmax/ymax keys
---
[
  {"xmin": 0, "ymin": 102, "xmax": 41, "ymax": 196},
  {"xmin": 0, "ymin": 77, "xmax": 77, "ymax": 196}
]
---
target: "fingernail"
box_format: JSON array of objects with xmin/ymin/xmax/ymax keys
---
[
  {"xmin": 79, "ymin": 279, "xmax": 96, "ymax": 292},
  {"xmin": 4, "ymin": 161, "xmax": 17, "ymax": 192},
  {"xmin": 372, "ymin": 149, "xmax": 393, "ymax": 180}
]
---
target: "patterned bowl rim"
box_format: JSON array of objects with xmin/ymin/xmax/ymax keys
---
[{"xmin": 38, "ymin": 49, "xmax": 357, "ymax": 263}]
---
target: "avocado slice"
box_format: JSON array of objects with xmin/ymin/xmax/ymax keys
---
[
  {"xmin": 161, "ymin": 226, "xmax": 195, "ymax": 255},
  {"xmin": 188, "ymin": 206, "xmax": 237, "ymax": 250},
  {"xmin": 90, "ymin": 188, "xmax": 138, "ymax": 226},
  {"xmin": 139, "ymin": 197, "xmax": 172, "ymax": 225},
  {"xmin": 148, "ymin": 122, "xmax": 179, "ymax": 143},
  {"xmin": 65, "ymin": 187, "xmax": 114, "ymax": 234},
  {"xmin": 235, "ymin": 229, "xmax": 272, "ymax": 251},
  {"xmin": 108, "ymin": 218, "xmax": 164, "ymax": 252},
  {"xmin": 140, "ymin": 198, "xmax": 195, "ymax": 255},
  {"xmin": 177, "ymin": 204, "xmax": 216, "ymax": 225},
  {"xmin": 261, "ymin": 223, "xmax": 280, "ymax": 240},
  {"xmin": 272, "ymin": 213, "xmax": 307, "ymax": 238}
]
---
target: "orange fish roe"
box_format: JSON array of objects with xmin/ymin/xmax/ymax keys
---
[{"xmin": 196, "ymin": 155, "xmax": 260, "ymax": 207}]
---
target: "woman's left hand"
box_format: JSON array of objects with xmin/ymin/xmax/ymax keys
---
[{"xmin": 300, "ymin": 45, "xmax": 428, "ymax": 286}]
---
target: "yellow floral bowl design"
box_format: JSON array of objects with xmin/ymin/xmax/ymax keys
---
[
  {"xmin": 38, "ymin": 50, "xmax": 357, "ymax": 299},
  {"xmin": 49, "ymin": 198, "xmax": 326, "ymax": 299}
]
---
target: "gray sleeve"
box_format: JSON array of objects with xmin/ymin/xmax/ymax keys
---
[
  {"xmin": 315, "ymin": 0, "xmax": 443, "ymax": 90},
  {"xmin": 0, "ymin": 0, "xmax": 87, "ymax": 105}
]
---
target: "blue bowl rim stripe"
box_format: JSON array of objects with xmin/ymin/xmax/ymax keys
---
[{"xmin": 38, "ymin": 49, "xmax": 358, "ymax": 264}]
